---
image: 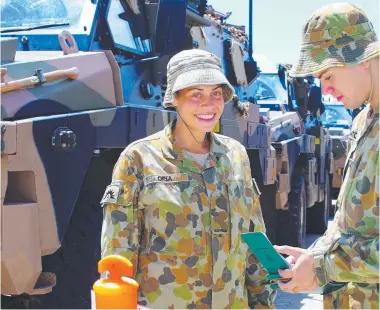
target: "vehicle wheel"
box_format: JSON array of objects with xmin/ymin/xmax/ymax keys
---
[
  {"xmin": 275, "ymin": 168, "xmax": 306, "ymax": 248},
  {"xmin": 307, "ymin": 172, "xmax": 331, "ymax": 234},
  {"xmin": 1, "ymin": 294, "xmax": 41, "ymax": 309},
  {"xmin": 32, "ymin": 153, "xmax": 115, "ymax": 309}
]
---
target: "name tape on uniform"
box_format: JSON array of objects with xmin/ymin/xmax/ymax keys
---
[{"xmin": 144, "ymin": 173, "xmax": 188, "ymax": 185}]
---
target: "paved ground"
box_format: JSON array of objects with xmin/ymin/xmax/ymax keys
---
[
  {"xmin": 274, "ymin": 212, "xmax": 335, "ymax": 310},
  {"xmin": 275, "ymin": 290, "xmax": 323, "ymax": 309}
]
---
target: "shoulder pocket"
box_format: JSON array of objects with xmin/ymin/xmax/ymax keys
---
[{"xmin": 101, "ymin": 181, "xmax": 143, "ymax": 249}]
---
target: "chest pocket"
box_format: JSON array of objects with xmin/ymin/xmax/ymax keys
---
[
  {"xmin": 140, "ymin": 174, "xmax": 208, "ymax": 256},
  {"xmin": 209, "ymin": 182, "xmax": 230, "ymax": 253},
  {"xmin": 210, "ymin": 180, "xmax": 250, "ymax": 254}
]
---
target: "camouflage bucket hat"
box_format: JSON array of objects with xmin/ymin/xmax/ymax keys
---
[
  {"xmin": 290, "ymin": 3, "xmax": 380, "ymax": 77},
  {"xmin": 163, "ymin": 49, "xmax": 235, "ymax": 108}
]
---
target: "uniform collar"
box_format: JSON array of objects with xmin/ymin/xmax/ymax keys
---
[
  {"xmin": 368, "ymin": 102, "xmax": 379, "ymax": 119},
  {"xmin": 350, "ymin": 104, "xmax": 379, "ymax": 143},
  {"xmin": 160, "ymin": 119, "xmax": 229, "ymax": 171}
]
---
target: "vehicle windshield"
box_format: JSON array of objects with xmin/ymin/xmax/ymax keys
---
[
  {"xmin": 252, "ymin": 73, "xmax": 288, "ymax": 103},
  {"xmin": 0, "ymin": 0, "xmax": 84, "ymax": 30},
  {"xmin": 320, "ymin": 104, "xmax": 353, "ymax": 128}
]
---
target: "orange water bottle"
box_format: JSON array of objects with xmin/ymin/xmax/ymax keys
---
[{"xmin": 93, "ymin": 255, "xmax": 139, "ymax": 309}]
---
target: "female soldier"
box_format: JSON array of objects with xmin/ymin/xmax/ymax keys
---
[{"xmin": 100, "ymin": 49, "xmax": 276, "ymax": 309}]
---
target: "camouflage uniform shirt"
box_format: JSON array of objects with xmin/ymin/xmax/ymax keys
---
[
  {"xmin": 311, "ymin": 106, "xmax": 379, "ymax": 309},
  {"xmin": 101, "ymin": 120, "xmax": 276, "ymax": 309}
]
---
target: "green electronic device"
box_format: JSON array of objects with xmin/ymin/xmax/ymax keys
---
[
  {"xmin": 240, "ymin": 231, "xmax": 347, "ymax": 294},
  {"xmin": 240, "ymin": 232, "xmax": 290, "ymax": 281}
]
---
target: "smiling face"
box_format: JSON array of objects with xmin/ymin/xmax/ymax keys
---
[
  {"xmin": 173, "ymin": 85, "xmax": 224, "ymax": 134},
  {"xmin": 315, "ymin": 62, "xmax": 372, "ymax": 110}
]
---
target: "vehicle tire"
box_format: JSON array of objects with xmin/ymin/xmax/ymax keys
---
[
  {"xmin": 275, "ymin": 168, "xmax": 307, "ymax": 248},
  {"xmin": 307, "ymin": 172, "xmax": 331, "ymax": 234},
  {"xmin": 1, "ymin": 294, "xmax": 41, "ymax": 309},
  {"xmin": 30, "ymin": 153, "xmax": 116, "ymax": 309}
]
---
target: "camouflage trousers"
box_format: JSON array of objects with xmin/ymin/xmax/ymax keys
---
[{"xmin": 323, "ymin": 283, "xmax": 379, "ymax": 309}]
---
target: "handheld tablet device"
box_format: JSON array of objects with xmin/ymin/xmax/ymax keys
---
[
  {"xmin": 241, "ymin": 232, "xmax": 347, "ymax": 294},
  {"xmin": 240, "ymin": 232, "xmax": 290, "ymax": 280}
]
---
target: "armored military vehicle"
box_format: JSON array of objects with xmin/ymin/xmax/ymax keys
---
[
  {"xmin": 1, "ymin": 0, "xmax": 331, "ymax": 308},
  {"xmin": 251, "ymin": 59, "xmax": 334, "ymax": 238},
  {"xmin": 320, "ymin": 103, "xmax": 352, "ymax": 199}
]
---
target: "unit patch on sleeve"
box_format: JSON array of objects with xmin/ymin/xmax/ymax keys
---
[{"xmin": 101, "ymin": 183, "xmax": 121, "ymax": 204}]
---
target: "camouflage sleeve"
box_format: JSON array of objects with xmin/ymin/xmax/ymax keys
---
[
  {"xmin": 245, "ymin": 198, "xmax": 277, "ymax": 309},
  {"xmin": 241, "ymin": 151, "xmax": 276, "ymax": 308},
  {"xmin": 100, "ymin": 150, "xmax": 142, "ymax": 272},
  {"xmin": 312, "ymin": 159, "xmax": 379, "ymax": 286}
]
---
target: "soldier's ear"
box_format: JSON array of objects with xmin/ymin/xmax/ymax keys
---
[{"xmin": 172, "ymin": 92, "xmax": 179, "ymax": 107}]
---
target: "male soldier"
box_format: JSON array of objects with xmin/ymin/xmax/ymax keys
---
[{"xmin": 274, "ymin": 3, "xmax": 379, "ymax": 309}]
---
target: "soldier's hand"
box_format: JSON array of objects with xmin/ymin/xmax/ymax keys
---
[
  {"xmin": 285, "ymin": 255, "xmax": 296, "ymax": 265},
  {"xmin": 274, "ymin": 245, "xmax": 318, "ymax": 293}
]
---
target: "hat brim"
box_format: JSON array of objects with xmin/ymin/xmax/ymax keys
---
[
  {"xmin": 163, "ymin": 68, "xmax": 235, "ymax": 108},
  {"xmin": 289, "ymin": 40, "xmax": 380, "ymax": 78}
]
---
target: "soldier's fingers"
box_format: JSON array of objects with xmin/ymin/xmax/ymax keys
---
[
  {"xmin": 286, "ymin": 255, "xmax": 296, "ymax": 265},
  {"xmin": 274, "ymin": 245, "xmax": 303, "ymax": 258},
  {"xmin": 277, "ymin": 279, "xmax": 295, "ymax": 291},
  {"xmin": 278, "ymin": 268, "xmax": 293, "ymax": 279}
]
